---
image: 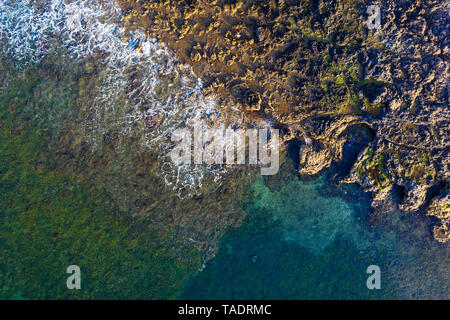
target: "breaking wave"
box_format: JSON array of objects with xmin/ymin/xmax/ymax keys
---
[{"xmin": 0, "ymin": 0, "xmax": 242, "ymax": 197}]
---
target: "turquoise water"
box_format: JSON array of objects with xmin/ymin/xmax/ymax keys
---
[{"xmin": 182, "ymin": 160, "xmax": 449, "ymax": 299}]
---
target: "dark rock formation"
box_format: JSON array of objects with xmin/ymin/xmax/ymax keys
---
[{"xmin": 117, "ymin": 0, "xmax": 449, "ymax": 243}]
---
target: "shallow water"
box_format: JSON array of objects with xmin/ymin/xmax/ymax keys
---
[
  {"xmin": 0, "ymin": 0, "xmax": 238, "ymax": 197},
  {"xmin": 182, "ymin": 166, "xmax": 449, "ymax": 299}
]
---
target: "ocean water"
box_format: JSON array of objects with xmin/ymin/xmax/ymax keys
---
[
  {"xmin": 182, "ymin": 160, "xmax": 449, "ymax": 299},
  {"xmin": 0, "ymin": 0, "xmax": 448, "ymax": 299},
  {"xmin": 0, "ymin": 0, "xmax": 239, "ymax": 198}
]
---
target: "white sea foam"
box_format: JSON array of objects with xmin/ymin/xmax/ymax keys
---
[{"xmin": 0, "ymin": 0, "xmax": 239, "ymax": 197}]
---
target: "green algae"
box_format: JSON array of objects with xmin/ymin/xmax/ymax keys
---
[
  {"xmin": 363, "ymin": 98, "xmax": 382, "ymax": 116},
  {"xmin": 0, "ymin": 65, "xmax": 202, "ymax": 299},
  {"xmin": 355, "ymin": 148, "xmax": 390, "ymax": 189}
]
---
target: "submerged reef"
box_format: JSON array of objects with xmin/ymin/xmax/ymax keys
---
[
  {"xmin": 0, "ymin": 61, "xmax": 203, "ymax": 299},
  {"xmin": 118, "ymin": 0, "xmax": 449, "ymax": 243}
]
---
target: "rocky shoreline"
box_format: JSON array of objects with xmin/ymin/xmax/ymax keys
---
[{"xmin": 117, "ymin": 0, "xmax": 448, "ymax": 244}]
